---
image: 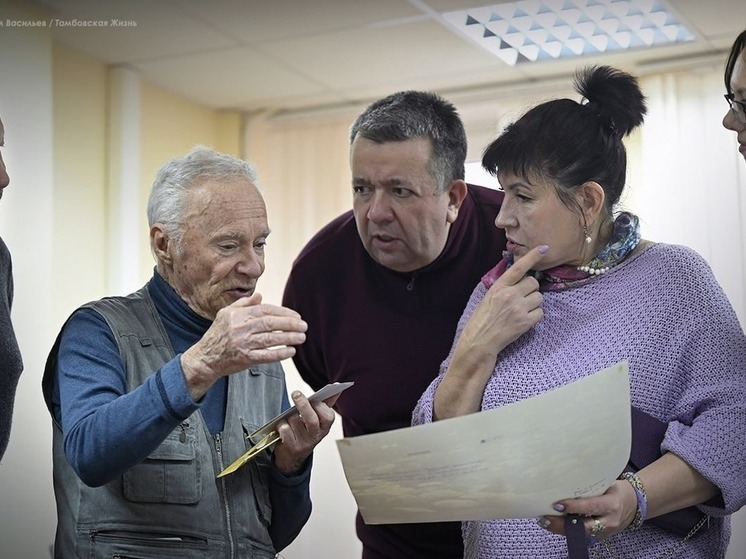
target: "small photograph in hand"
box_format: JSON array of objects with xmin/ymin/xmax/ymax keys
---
[{"xmin": 218, "ymin": 382, "xmax": 354, "ymax": 477}]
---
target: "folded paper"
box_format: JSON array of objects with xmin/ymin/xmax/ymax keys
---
[{"xmin": 336, "ymin": 362, "xmax": 630, "ymax": 524}]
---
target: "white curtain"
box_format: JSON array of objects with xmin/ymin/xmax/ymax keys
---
[
  {"xmin": 628, "ymin": 67, "xmax": 746, "ymax": 328},
  {"xmin": 241, "ymin": 65, "xmax": 746, "ymax": 559},
  {"xmin": 244, "ymin": 110, "xmax": 357, "ymax": 307}
]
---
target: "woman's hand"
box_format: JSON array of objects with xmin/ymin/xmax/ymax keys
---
[
  {"xmin": 462, "ymin": 245, "xmax": 548, "ymax": 357},
  {"xmin": 537, "ymin": 480, "xmax": 638, "ymax": 542},
  {"xmin": 433, "ymin": 245, "xmax": 548, "ymax": 419},
  {"xmin": 537, "ymin": 452, "xmax": 720, "ymax": 542}
]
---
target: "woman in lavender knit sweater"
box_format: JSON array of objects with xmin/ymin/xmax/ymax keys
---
[{"xmin": 412, "ymin": 66, "xmax": 746, "ymax": 558}]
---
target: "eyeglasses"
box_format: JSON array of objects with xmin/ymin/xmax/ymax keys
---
[{"xmin": 724, "ymin": 93, "xmax": 746, "ymax": 123}]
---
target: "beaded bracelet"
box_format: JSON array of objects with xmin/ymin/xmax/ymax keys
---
[{"xmin": 619, "ymin": 471, "xmax": 648, "ymax": 530}]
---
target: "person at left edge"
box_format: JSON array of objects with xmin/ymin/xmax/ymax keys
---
[
  {"xmin": 0, "ymin": 113, "xmax": 23, "ymax": 462},
  {"xmin": 41, "ymin": 146, "xmax": 337, "ymax": 558}
]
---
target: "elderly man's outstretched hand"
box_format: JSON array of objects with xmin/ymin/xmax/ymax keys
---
[{"xmin": 181, "ymin": 292, "xmax": 308, "ymax": 400}]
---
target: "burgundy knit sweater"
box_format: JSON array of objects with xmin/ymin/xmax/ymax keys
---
[{"xmin": 283, "ymin": 184, "xmax": 506, "ymax": 559}]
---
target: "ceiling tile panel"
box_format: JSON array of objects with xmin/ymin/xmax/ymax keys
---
[
  {"xmin": 173, "ymin": 0, "xmax": 423, "ymax": 43},
  {"xmin": 26, "ymin": 0, "xmax": 741, "ymax": 112}
]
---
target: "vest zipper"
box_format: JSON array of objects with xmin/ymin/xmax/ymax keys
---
[{"xmin": 214, "ymin": 432, "xmax": 236, "ymax": 559}]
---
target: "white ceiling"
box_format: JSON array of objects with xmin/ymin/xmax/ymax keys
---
[{"xmin": 29, "ymin": 0, "xmax": 746, "ymax": 115}]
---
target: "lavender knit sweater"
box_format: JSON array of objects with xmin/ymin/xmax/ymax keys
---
[{"xmin": 412, "ymin": 243, "xmax": 746, "ymax": 559}]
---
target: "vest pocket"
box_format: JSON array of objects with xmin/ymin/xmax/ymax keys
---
[
  {"xmin": 241, "ymin": 419, "xmax": 273, "ymax": 525},
  {"xmin": 123, "ymin": 428, "xmax": 202, "ymax": 505},
  {"xmin": 88, "ymin": 529, "xmax": 209, "ymax": 558}
]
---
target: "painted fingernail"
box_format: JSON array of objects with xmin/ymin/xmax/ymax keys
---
[
  {"xmin": 536, "ymin": 517, "xmax": 551, "ymax": 529},
  {"xmin": 553, "ymin": 503, "xmax": 565, "ymax": 512},
  {"xmin": 538, "ymin": 245, "xmax": 549, "ymax": 254}
]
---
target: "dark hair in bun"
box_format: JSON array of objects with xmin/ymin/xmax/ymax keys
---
[{"xmin": 482, "ymin": 65, "xmax": 647, "ymax": 216}]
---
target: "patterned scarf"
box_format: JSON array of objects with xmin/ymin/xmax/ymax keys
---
[{"xmin": 481, "ymin": 212, "xmax": 641, "ymax": 292}]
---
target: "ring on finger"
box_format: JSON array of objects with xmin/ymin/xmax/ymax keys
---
[{"xmin": 591, "ymin": 519, "xmax": 606, "ymax": 536}]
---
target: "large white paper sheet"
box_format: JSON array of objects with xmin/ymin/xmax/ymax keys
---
[{"xmin": 336, "ymin": 361, "xmax": 631, "ymax": 525}]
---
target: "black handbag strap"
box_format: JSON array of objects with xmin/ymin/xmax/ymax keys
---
[
  {"xmin": 629, "ymin": 406, "xmax": 668, "ymax": 469},
  {"xmin": 563, "ymin": 406, "xmax": 659, "ymax": 558},
  {"xmin": 565, "ymin": 514, "xmax": 589, "ymax": 559},
  {"xmin": 563, "ymin": 405, "xmax": 714, "ymax": 557},
  {"xmin": 628, "ymin": 406, "xmax": 713, "ymax": 536},
  {"xmin": 562, "ymin": 406, "xmax": 657, "ymax": 558}
]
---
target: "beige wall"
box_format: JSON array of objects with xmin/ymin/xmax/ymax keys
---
[
  {"xmin": 138, "ymin": 82, "xmax": 242, "ymax": 281},
  {"xmin": 52, "ymin": 43, "xmax": 244, "ymax": 322},
  {"xmin": 140, "ymin": 80, "xmax": 241, "ymax": 179},
  {"xmin": 52, "ymin": 45, "xmax": 109, "ymax": 320}
]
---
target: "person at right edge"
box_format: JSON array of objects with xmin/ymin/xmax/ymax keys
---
[
  {"xmin": 723, "ymin": 28, "xmax": 746, "ymax": 162},
  {"xmin": 413, "ymin": 65, "xmax": 746, "ymax": 558},
  {"xmin": 282, "ymin": 90, "xmax": 506, "ymax": 558}
]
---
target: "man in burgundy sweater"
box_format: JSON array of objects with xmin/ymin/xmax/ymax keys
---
[{"xmin": 282, "ymin": 91, "xmax": 506, "ymax": 558}]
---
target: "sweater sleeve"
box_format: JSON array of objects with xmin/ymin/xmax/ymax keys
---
[
  {"xmin": 55, "ymin": 308, "xmax": 199, "ymax": 486},
  {"xmin": 658, "ymin": 249, "xmax": 746, "ymax": 515},
  {"xmin": 411, "ymin": 282, "xmax": 487, "ymax": 427},
  {"xmin": 267, "ymin": 455, "xmax": 313, "ymax": 550}
]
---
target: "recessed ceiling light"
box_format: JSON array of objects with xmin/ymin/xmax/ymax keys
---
[{"xmin": 442, "ymin": 0, "xmax": 695, "ymax": 66}]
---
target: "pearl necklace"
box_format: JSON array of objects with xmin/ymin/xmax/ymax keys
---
[
  {"xmin": 577, "ymin": 264, "xmax": 610, "ymax": 275},
  {"xmin": 575, "ymin": 212, "xmax": 641, "ymax": 277}
]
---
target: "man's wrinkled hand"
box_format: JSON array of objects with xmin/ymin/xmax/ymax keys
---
[{"xmin": 273, "ymin": 390, "xmax": 337, "ymax": 475}]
